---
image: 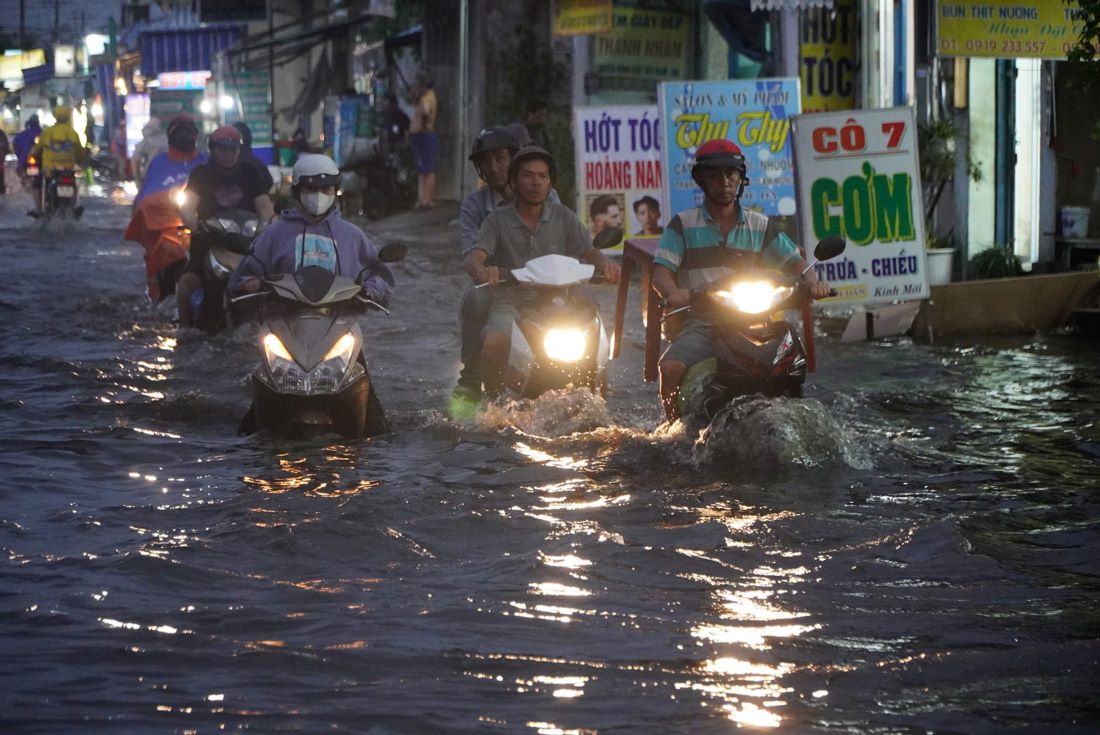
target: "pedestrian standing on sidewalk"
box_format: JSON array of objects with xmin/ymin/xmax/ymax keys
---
[{"xmin": 409, "ymin": 72, "xmax": 438, "ymax": 210}]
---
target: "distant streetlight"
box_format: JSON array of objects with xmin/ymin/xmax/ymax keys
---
[
  {"xmin": 219, "ymin": 95, "xmax": 234, "ymax": 111},
  {"xmin": 200, "ymin": 99, "xmax": 213, "ymax": 114}
]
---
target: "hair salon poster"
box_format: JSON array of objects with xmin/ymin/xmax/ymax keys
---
[
  {"xmin": 657, "ymin": 78, "xmax": 801, "ymax": 222},
  {"xmin": 573, "ymin": 105, "xmax": 665, "ymax": 254}
]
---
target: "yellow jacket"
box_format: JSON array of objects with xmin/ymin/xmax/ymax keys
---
[{"xmin": 31, "ymin": 123, "xmax": 86, "ymax": 171}]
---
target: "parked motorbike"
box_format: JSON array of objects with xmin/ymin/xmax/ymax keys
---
[
  {"xmin": 124, "ymin": 187, "xmax": 189, "ymax": 303},
  {"xmin": 670, "ymin": 236, "xmax": 846, "ymax": 421},
  {"xmin": 497, "ymin": 253, "xmax": 611, "ymax": 399},
  {"xmin": 186, "ymin": 209, "xmax": 259, "ymax": 333},
  {"xmin": 232, "ymin": 242, "xmax": 407, "ymax": 439}
]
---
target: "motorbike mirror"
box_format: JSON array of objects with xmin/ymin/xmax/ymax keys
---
[
  {"xmin": 814, "ymin": 236, "xmax": 846, "ymax": 262},
  {"xmin": 592, "ymin": 227, "xmax": 624, "ymax": 250},
  {"xmin": 378, "ymin": 242, "xmax": 407, "ymax": 263}
]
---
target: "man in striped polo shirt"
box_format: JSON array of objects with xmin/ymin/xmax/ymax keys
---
[{"xmin": 651, "ymin": 139, "xmax": 831, "ymax": 422}]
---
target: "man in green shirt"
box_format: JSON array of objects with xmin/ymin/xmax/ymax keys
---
[{"xmin": 465, "ymin": 146, "xmax": 621, "ymax": 397}]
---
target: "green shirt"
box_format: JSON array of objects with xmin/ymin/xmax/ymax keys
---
[{"xmin": 474, "ymin": 201, "xmax": 591, "ymax": 271}]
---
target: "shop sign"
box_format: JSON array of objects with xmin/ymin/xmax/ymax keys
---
[
  {"xmin": 792, "ymin": 107, "xmax": 929, "ymax": 305},
  {"xmin": 573, "ymin": 105, "xmax": 664, "ymax": 253},
  {"xmin": 0, "ymin": 49, "xmax": 46, "ymax": 83},
  {"xmin": 554, "ymin": 0, "xmax": 613, "ymax": 36},
  {"xmin": 125, "ymin": 93, "xmax": 151, "ymax": 159},
  {"xmin": 800, "ymin": 0, "xmax": 856, "ymax": 113},
  {"xmin": 936, "ymin": 0, "xmax": 1085, "ymax": 59},
  {"xmin": 657, "ymin": 78, "xmax": 801, "ymax": 220},
  {"xmin": 224, "ymin": 71, "xmax": 272, "ymax": 149},
  {"xmin": 158, "ymin": 71, "xmax": 210, "ymax": 90},
  {"xmin": 592, "ymin": 2, "xmax": 691, "ymax": 88}
]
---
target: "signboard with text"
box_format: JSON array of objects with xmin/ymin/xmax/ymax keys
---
[
  {"xmin": 800, "ymin": 0, "xmax": 856, "ymax": 113},
  {"xmin": 574, "ymin": 105, "xmax": 664, "ymax": 253},
  {"xmin": 224, "ymin": 71, "xmax": 272, "ymax": 150},
  {"xmin": 936, "ymin": 0, "xmax": 1084, "ymax": 59},
  {"xmin": 554, "ymin": 0, "xmax": 613, "ymax": 36},
  {"xmin": 657, "ymin": 78, "xmax": 801, "ymax": 222},
  {"xmin": 591, "ymin": 2, "xmax": 691, "ymax": 92},
  {"xmin": 793, "ymin": 107, "xmax": 929, "ymax": 305}
]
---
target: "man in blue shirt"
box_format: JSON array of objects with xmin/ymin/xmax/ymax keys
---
[{"xmin": 652, "ymin": 139, "xmax": 831, "ymax": 421}]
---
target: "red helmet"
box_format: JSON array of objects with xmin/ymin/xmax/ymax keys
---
[
  {"xmin": 692, "ymin": 139, "xmax": 747, "ymax": 177},
  {"xmin": 208, "ymin": 125, "xmax": 242, "ymax": 149}
]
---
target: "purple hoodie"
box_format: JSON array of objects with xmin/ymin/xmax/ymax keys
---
[{"xmin": 229, "ymin": 206, "xmax": 395, "ymax": 302}]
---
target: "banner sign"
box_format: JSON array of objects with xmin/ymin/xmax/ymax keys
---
[
  {"xmin": 574, "ymin": 105, "xmax": 664, "ymax": 252},
  {"xmin": 224, "ymin": 71, "xmax": 272, "ymax": 149},
  {"xmin": 936, "ymin": 0, "xmax": 1085, "ymax": 59},
  {"xmin": 793, "ymin": 107, "xmax": 929, "ymax": 304},
  {"xmin": 591, "ymin": 2, "xmax": 691, "ymax": 91},
  {"xmin": 800, "ymin": 0, "xmax": 856, "ymax": 113},
  {"xmin": 554, "ymin": 0, "xmax": 613, "ymax": 36},
  {"xmin": 657, "ymin": 78, "xmax": 801, "ymax": 223}
]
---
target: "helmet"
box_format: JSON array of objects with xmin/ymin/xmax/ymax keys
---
[
  {"xmin": 468, "ymin": 126, "xmax": 518, "ymax": 163},
  {"xmin": 505, "ymin": 121, "xmax": 532, "ymax": 147},
  {"xmin": 692, "ymin": 139, "xmax": 748, "ymax": 177},
  {"xmin": 166, "ymin": 113, "xmax": 197, "ymax": 138},
  {"xmin": 291, "ymin": 153, "xmax": 341, "ymax": 188},
  {"xmin": 52, "ymin": 105, "xmax": 71, "ymax": 123},
  {"xmin": 208, "ymin": 125, "xmax": 242, "ymax": 148},
  {"xmin": 508, "ymin": 145, "xmax": 556, "ymax": 183}
]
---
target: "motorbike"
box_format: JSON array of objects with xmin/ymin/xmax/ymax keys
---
[
  {"xmin": 124, "ymin": 187, "xmax": 189, "ymax": 303},
  {"xmin": 669, "ymin": 236, "xmax": 846, "ymax": 421},
  {"xmin": 30, "ymin": 160, "xmax": 83, "ymax": 221},
  {"xmin": 232, "ymin": 242, "xmax": 407, "ymax": 439},
  {"xmin": 185, "ymin": 209, "xmax": 260, "ymax": 333},
  {"xmin": 496, "ymin": 253, "xmax": 611, "ymax": 399}
]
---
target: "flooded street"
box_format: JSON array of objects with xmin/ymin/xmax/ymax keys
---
[{"xmin": 1, "ymin": 186, "xmax": 1099, "ymax": 734}]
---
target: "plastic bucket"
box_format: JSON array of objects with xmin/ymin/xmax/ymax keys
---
[{"xmin": 1061, "ymin": 206, "xmax": 1090, "ymax": 238}]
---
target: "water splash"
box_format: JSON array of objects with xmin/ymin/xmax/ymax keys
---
[
  {"xmin": 476, "ymin": 387, "xmax": 612, "ymax": 438},
  {"xmin": 690, "ymin": 395, "xmax": 873, "ymax": 470}
]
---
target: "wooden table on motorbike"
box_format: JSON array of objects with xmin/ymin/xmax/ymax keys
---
[
  {"xmin": 611, "ymin": 239, "xmax": 662, "ymax": 382},
  {"xmin": 610, "ymin": 238, "xmax": 818, "ymax": 383}
]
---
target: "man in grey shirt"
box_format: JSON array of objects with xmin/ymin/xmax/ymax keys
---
[
  {"xmin": 455, "ymin": 127, "xmax": 560, "ymax": 402},
  {"xmin": 465, "ymin": 146, "xmax": 620, "ymax": 397}
]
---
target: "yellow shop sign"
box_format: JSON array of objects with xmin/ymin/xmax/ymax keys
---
[{"xmin": 936, "ymin": 0, "xmax": 1085, "ymax": 59}]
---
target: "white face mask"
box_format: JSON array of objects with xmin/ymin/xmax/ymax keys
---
[{"xmin": 301, "ymin": 191, "xmax": 335, "ymax": 216}]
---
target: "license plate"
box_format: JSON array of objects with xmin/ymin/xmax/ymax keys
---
[
  {"xmin": 27, "ymin": 167, "xmax": 39, "ymax": 176},
  {"xmin": 57, "ymin": 186, "xmax": 75, "ymax": 197}
]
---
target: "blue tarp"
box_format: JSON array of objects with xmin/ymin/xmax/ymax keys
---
[{"xmin": 140, "ymin": 26, "xmax": 242, "ymax": 76}]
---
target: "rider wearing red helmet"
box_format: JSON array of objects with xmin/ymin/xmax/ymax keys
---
[
  {"xmin": 651, "ymin": 138, "xmax": 831, "ymax": 422},
  {"xmin": 177, "ymin": 125, "xmax": 276, "ymax": 327}
]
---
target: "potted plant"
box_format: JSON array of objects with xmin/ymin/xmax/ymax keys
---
[{"xmin": 918, "ymin": 116, "xmax": 981, "ymax": 284}]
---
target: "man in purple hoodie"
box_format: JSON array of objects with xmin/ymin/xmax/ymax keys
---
[{"xmin": 229, "ymin": 154, "xmax": 394, "ymax": 303}]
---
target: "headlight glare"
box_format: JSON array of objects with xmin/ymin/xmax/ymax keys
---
[
  {"xmin": 543, "ymin": 328, "xmax": 586, "ymax": 363},
  {"xmin": 717, "ymin": 282, "xmax": 790, "ymax": 314},
  {"xmin": 263, "ymin": 333, "xmax": 293, "ymax": 361},
  {"xmin": 322, "ymin": 333, "xmax": 356, "ymax": 366}
]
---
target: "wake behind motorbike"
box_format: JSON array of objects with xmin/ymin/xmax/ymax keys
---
[
  {"xmin": 185, "ymin": 209, "xmax": 259, "ymax": 333},
  {"xmin": 497, "ymin": 253, "xmax": 611, "ymax": 399},
  {"xmin": 671, "ymin": 236, "xmax": 846, "ymax": 421},
  {"xmin": 233, "ymin": 243, "xmax": 406, "ymax": 439}
]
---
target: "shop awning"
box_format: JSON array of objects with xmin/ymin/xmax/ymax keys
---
[
  {"xmin": 22, "ymin": 64, "xmax": 54, "ymax": 86},
  {"xmin": 140, "ymin": 25, "xmax": 243, "ymax": 77}
]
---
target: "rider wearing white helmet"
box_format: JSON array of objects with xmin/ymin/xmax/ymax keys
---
[{"xmin": 229, "ymin": 154, "xmax": 394, "ymax": 304}]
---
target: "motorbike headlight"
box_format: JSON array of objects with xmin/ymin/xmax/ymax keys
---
[
  {"xmin": 172, "ymin": 187, "xmax": 187, "ymax": 208},
  {"xmin": 263, "ymin": 333, "xmax": 294, "ymax": 362},
  {"xmin": 262, "ymin": 332, "xmax": 358, "ymax": 394},
  {"xmin": 715, "ymin": 282, "xmax": 792, "ymax": 315},
  {"xmin": 543, "ymin": 328, "xmax": 587, "ymax": 363}
]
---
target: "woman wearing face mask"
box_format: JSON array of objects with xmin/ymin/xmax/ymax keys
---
[{"xmin": 229, "ymin": 154, "xmax": 394, "ymax": 305}]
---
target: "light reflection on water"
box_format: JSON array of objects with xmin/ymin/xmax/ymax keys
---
[{"xmin": 2, "ymin": 192, "xmax": 1099, "ymax": 732}]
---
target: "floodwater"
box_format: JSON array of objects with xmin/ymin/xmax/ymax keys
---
[{"xmin": 1, "ymin": 185, "xmax": 1099, "ymax": 734}]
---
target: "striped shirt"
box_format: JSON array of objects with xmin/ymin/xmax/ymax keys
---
[{"xmin": 654, "ymin": 205, "xmax": 800, "ymax": 290}]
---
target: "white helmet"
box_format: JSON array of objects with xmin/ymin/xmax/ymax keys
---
[{"xmin": 291, "ymin": 153, "xmax": 340, "ymax": 188}]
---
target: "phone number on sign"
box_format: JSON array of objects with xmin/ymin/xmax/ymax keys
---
[{"xmin": 939, "ymin": 38, "xmax": 1047, "ymax": 55}]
